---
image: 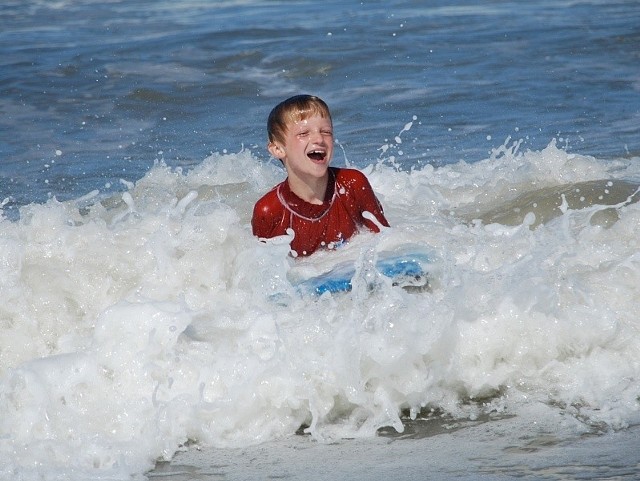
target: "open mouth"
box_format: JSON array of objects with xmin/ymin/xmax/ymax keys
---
[{"xmin": 307, "ymin": 150, "xmax": 326, "ymax": 162}]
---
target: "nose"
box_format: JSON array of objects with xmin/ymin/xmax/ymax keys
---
[{"xmin": 310, "ymin": 129, "xmax": 325, "ymax": 144}]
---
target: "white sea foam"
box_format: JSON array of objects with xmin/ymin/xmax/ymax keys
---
[{"xmin": 1, "ymin": 141, "xmax": 639, "ymax": 480}]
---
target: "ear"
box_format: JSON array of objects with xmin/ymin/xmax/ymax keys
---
[{"xmin": 268, "ymin": 141, "xmax": 285, "ymax": 160}]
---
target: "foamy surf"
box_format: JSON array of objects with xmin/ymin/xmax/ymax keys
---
[{"xmin": 1, "ymin": 140, "xmax": 639, "ymax": 480}]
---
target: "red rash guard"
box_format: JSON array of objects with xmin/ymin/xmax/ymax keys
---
[{"xmin": 252, "ymin": 167, "xmax": 389, "ymax": 257}]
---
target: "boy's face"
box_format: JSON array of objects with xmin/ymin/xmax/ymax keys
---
[{"xmin": 269, "ymin": 113, "xmax": 333, "ymax": 181}]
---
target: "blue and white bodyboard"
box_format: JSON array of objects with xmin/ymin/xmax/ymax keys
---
[{"xmin": 293, "ymin": 251, "xmax": 432, "ymax": 296}]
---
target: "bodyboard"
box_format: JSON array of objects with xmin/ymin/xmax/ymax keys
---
[{"xmin": 293, "ymin": 252, "xmax": 431, "ymax": 296}]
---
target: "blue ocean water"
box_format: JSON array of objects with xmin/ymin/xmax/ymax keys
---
[
  {"xmin": 1, "ymin": 2, "xmax": 640, "ymax": 481},
  {"xmin": 1, "ymin": 0, "xmax": 639, "ymax": 213}
]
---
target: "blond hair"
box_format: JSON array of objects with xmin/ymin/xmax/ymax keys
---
[{"xmin": 267, "ymin": 95, "xmax": 332, "ymax": 145}]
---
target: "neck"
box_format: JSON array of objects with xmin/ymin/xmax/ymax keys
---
[{"xmin": 287, "ymin": 170, "xmax": 331, "ymax": 205}]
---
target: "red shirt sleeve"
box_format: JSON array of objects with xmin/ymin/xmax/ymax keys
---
[
  {"xmin": 334, "ymin": 168, "xmax": 389, "ymax": 232},
  {"xmin": 251, "ymin": 185, "xmax": 284, "ymax": 239}
]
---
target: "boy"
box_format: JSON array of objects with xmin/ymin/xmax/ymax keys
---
[{"xmin": 252, "ymin": 95, "xmax": 389, "ymax": 257}]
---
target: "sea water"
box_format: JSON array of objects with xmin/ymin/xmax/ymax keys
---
[{"xmin": 1, "ymin": 1, "xmax": 640, "ymax": 480}]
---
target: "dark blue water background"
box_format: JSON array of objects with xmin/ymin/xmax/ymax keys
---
[{"xmin": 1, "ymin": 0, "xmax": 639, "ymax": 215}]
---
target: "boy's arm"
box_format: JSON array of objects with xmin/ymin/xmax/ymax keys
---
[
  {"xmin": 361, "ymin": 193, "xmax": 389, "ymax": 232},
  {"xmin": 352, "ymin": 170, "xmax": 390, "ymax": 231},
  {"xmin": 345, "ymin": 170, "xmax": 389, "ymax": 232},
  {"xmin": 251, "ymin": 190, "xmax": 281, "ymax": 239}
]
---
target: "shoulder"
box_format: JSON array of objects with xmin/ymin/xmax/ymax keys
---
[
  {"xmin": 252, "ymin": 184, "xmax": 284, "ymax": 233},
  {"xmin": 333, "ymin": 167, "xmax": 371, "ymax": 185},
  {"xmin": 333, "ymin": 167, "xmax": 368, "ymax": 181},
  {"xmin": 333, "ymin": 167, "xmax": 374, "ymax": 192},
  {"xmin": 253, "ymin": 185, "xmax": 280, "ymax": 215}
]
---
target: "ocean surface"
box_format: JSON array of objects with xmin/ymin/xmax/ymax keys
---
[{"xmin": 1, "ymin": 1, "xmax": 639, "ymax": 480}]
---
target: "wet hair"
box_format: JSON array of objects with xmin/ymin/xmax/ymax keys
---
[{"xmin": 267, "ymin": 95, "xmax": 332, "ymax": 145}]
